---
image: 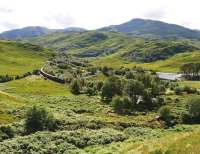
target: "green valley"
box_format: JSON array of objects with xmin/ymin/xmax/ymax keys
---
[{"xmin": 0, "ymin": 17, "xmax": 200, "ymax": 154}]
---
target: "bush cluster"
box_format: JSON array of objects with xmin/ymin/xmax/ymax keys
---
[
  {"xmin": 0, "ymin": 128, "xmax": 126, "ymax": 153},
  {"xmin": 25, "ymin": 106, "xmax": 57, "ymax": 134}
]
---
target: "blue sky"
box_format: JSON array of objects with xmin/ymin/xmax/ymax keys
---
[{"xmin": 0, "ymin": 0, "xmax": 200, "ymax": 32}]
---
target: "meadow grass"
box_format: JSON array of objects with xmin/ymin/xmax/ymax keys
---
[
  {"xmin": 0, "ymin": 90, "xmax": 27, "ymax": 124},
  {"xmin": 0, "ymin": 75, "xmax": 70, "ymax": 124},
  {"xmin": 178, "ymin": 81, "xmax": 200, "ymax": 89},
  {"xmin": 4, "ymin": 75, "xmax": 71, "ymax": 96}
]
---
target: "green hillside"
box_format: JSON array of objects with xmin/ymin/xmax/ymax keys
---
[
  {"xmin": 0, "ymin": 40, "xmax": 49, "ymax": 76},
  {"xmin": 28, "ymin": 31, "xmax": 200, "ymax": 72},
  {"xmin": 93, "ymin": 50, "xmax": 200, "ymax": 72}
]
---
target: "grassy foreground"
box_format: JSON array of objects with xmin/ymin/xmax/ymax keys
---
[{"xmin": 0, "ymin": 75, "xmax": 200, "ymax": 153}]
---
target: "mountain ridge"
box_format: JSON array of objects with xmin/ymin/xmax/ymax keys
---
[
  {"xmin": 100, "ymin": 18, "xmax": 200, "ymax": 39},
  {"xmin": 1, "ymin": 18, "xmax": 200, "ymax": 40},
  {"xmin": 0, "ymin": 26, "xmax": 86, "ymax": 40}
]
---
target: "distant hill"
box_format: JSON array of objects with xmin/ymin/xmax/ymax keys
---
[
  {"xmin": 1, "ymin": 19, "xmax": 200, "ymax": 40},
  {"xmin": 27, "ymin": 30, "xmax": 199, "ymax": 62},
  {"xmin": 100, "ymin": 18, "xmax": 200, "ymax": 39},
  {"xmin": 0, "ymin": 26, "xmax": 86, "ymax": 40},
  {"xmin": 27, "ymin": 31, "xmax": 130, "ymax": 55},
  {"xmin": 62, "ymin": 27, "xmax": 86, "ymax": 33}
]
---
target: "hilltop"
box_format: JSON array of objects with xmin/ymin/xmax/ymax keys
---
[{"xmin": 100, "ymin": 18, "xmax": 200, "ymax": 39}]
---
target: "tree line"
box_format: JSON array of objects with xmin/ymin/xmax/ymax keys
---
[
  {"xmin": 0, "ymin": 70, "xmax": 40, "ymax": 83},
  {"xmin": 181, "ymin": 63, "xmax": 200, "ymax": 80}
]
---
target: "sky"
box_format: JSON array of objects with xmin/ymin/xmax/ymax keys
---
[{"xmin": 0, "ymin": 0, "xmax": 200, "ymax": 32}]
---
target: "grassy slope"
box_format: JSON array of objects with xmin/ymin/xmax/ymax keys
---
[
  {"xmin": 4, "ymin": 75, "xmax": 71, "ymax": 96},
  {"xmin": 0, "ymin": 40, "xmax": 49, "ymax": 76},
  {"xmin": 0, "ymin": 76, "xmax": 70, "ymax": 124},
  {"xmin": 0, "ymin": 90, "xmax": 26, "ymax": 124},
  {"xmin": 92, "ymin": 51, "xmax": 200, "ymax": 72},
  {"xmin": 139, "ymin": 51, "xmax": 200, "ymax": 72}
]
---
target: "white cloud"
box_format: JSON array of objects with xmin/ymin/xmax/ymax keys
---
[{"xmin": 0, "ymin": 0, "xmax": 200, "ymax": 32}]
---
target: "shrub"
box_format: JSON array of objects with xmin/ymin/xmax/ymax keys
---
[
  {"xmin": 111, "ymin": 96, "xmax": 133, "ymax": 114},
  {"xmin": 125, "ymin": 71, "xmax": 134, "ymax": 79},
  {"xmin": 25, "ymin": 106, "xmax": 57, "ymax": 134},
  {"xmin": 96, "ymin": 81, "xmax": 103, "ymax": 91},
  {"xmin": 0, "ymin": 126, "xmax": 14, "ymax": 141},
  {"xmin": 32, "ymin": 69, "xmax": 40, "ymax": 75},
  {"xmin": 70, "ymin": 79, "xmax": 81, "ymax": 95},
  {"xmin": 174, "ymin": 87, "xmax": 183, "ymax": 95},
  {"xmin": 86, "ymin": 87, "xmax": 96, "ymax": 96},
  {"xmin": 102, "ymin": 66, "xmax": 109, "ymax": 76},
  {"xmin": 159, "ymin": 106, "xmax": 174, "ymax": 126},
  {"xmin": 124, "ymin": 126, "xmax": 160, "ymax": 139},
  {"xmin": 183, "ymin": 86, "xmax": 197, "ymax": 94}
]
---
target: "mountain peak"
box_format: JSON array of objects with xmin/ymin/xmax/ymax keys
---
[{"xmin": 100, "ymin": 18, "xmax": 200, "ymax": 39}]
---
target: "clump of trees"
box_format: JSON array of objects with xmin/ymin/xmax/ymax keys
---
[
  {"xmin": 181, "ymin": 63, "xmax": 200, "ymax": 80},
  {"xmin": 101, "ymin": 72, "xmax": 166, "ymax": 113},
  {"xmin": 25, "ymin": 106, "xmax": 57, "ymax": 134},
  {"xmin": 68, "ymin": 67, "xmax": 167, "ymax": 114}
]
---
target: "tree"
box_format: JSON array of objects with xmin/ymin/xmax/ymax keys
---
[
  {"xmin": 188, "ymin": 97, "xmax": 200, "ymax": 123},
  {"xmin": 136, "ymin": 73, "xmax": 152, "ymax": 88},
  {"xmin": 101, "ymin": 76, "xmax": 122, "ymax": 101},
  {"xmin": 70, "ymin": 79, "xmax": 81, "ymax": 94},
  {"xmin": 102, "ymin": 66, "xmax": 109, "ymax": 76},
  {"xmin": 125, "ymin": 79, "xmax": 144, "ymax": 104},
  {"xmin": 143, "ymin": 88, "xmax": 153, "ymax": 109},
  {"xmin": 111, "ymin": 96, "xmax": 132, "ymax": 114},
  {"xmin": 25, "ymin": 106, "xmax": 56, "ymax": 134}
]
